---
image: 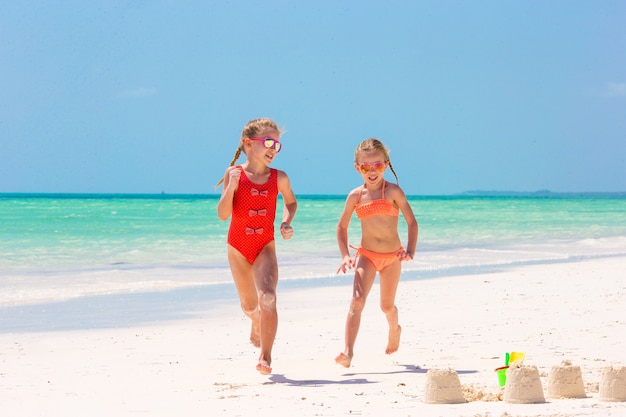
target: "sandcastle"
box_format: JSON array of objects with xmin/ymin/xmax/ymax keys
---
[
  {"xmin": 425, "ymin": 353, "xmax": 623, "ymax": 405},
  {"xmin": 547, "ymin": 360, "xmax": 586, "ymax": 399},
  {"xmin": 503, "ymin": 364, "xmax": 545, "ymax": 404},
  {"xmin": 423, "ymin": 368, "xmax": 465, "ymax": 404},
  {"xmin": 599, "ymin": 366, "xmax": 626, "ymax": 402}
]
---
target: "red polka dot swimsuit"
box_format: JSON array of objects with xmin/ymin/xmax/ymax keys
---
[{"xmin": 227, "ymin": 166, "xmax": 278, "ymax": 264}]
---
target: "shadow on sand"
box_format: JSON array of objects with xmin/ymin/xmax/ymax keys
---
[{"xmin": 267, "ymin": 364, "xmax": 477, "ymax": 387}]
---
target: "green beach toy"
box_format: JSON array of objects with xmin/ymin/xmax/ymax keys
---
[{"xmin": 495, "ymin": 366, "xmax": 509, "ymax": 387}]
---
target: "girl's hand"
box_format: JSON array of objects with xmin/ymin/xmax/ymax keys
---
[
  {"xmin": 280, "ymin": 222, "xmax": 293, "ymax": 240},
  {"xmin": 397, "ymin": 249, "xmax": 414, "ymax": 262},
  {"xmin": 336, "ymin": 255, "xmax": 355, "ymax": 274},
  {"xmin": 226, "ymin": 167, "xmax": 242, "ymax": 191}
]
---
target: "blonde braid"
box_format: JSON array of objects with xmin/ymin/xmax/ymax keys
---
[
  {"xmin": 214, "ymin": 147, "xmax": 243, "ymax": 188},
  {"xmin": 388, "ymin": 160, "xmax": 399, "ymax": 185}
]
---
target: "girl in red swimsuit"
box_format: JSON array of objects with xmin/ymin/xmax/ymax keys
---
[
  {"xmin": 217, "ymin": 118, "xmax": 297, "ymax": 375},
  {"xmin": 335, "ymin": 138, "xmax": 418, "ymax": 368}
]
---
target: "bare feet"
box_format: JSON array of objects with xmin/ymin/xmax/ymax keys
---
[
  {"xmin": 385, "ymin": 325, "xmax": 401, "ymax": 354},
  {"xmin": 250, "ymin": 319, "xmax": 260, "ymax": 348},
  {"xmin": 256, "ymin": 360, "xmax": 271, "ymax": 375},
  {"xmin": 335, "ymin": 352, "xmax": 352, "ymax": 368}
]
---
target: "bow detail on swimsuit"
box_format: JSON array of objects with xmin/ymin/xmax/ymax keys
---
[
  {"xmin": 250, "ymin": 188, "xmax": 268, "ymax": 196},
  {"xmin": 248, "ymin": 208, "xmax": 267, "ymax": 217},
  {"xmin": 245, "ymin": 227, "xmax": 264, "ymax": 235}
]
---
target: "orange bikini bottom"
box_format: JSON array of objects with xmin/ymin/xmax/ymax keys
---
[{"xmin": 354, "ymin": 246, "xmax": 403, "ymax": 272}]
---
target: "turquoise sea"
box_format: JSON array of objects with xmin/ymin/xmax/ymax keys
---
[{"xmin": 1, "ymin": 193, "xmax": 626, "ymax": 309}]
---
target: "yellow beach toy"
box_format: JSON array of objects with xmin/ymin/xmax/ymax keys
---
[{"xmin": 509, "ymin": 351, "xmax": 525, "ymax": 365}]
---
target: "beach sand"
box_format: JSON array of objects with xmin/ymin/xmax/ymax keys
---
[{"xmin": 1, "ymin": 256, "xmax": 625, "ymax": 416}]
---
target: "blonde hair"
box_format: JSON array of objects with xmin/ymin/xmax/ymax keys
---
[
  {"xmin": 354, "ymin": 138, "xmax": 399, "ymax": 184},
  {"xmin": 215, "ymin": 118, "xmax": 280, "ymax": 188}
]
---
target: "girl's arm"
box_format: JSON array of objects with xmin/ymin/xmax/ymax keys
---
[
  {"xmin": 217, "ymin": 166, "xmax": 241, "ymax": 220},
  {"xmin": 277, "ymin": 170, "xmax": 297, "ymax": 239},
  {"xmin": 392, "ymin": 186, "xmax": 418, "ymax": 259},
  {"xmin": 336, "ymin": 190, "xmax": 359, "ymax": 273}
]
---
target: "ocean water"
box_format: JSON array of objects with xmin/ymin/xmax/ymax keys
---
[{"xmin": 1, "ymin": 193, "xmax": 625, "ymax": 308}]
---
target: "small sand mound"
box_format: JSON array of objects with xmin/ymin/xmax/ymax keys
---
[
  {"xmin": 461, "ymin": 384, "xmax": 504, "ymax": 402},
  {"xmin": 503, "ymin": 364, "xmax": 545, "ymax": 404},
  {"xmin": 423, "ymin": 368, "xmax": 465, "ymax": 404},
  {"xmin": 599, "ymin": 366, "xmax": 626, "ymax": 402},
  {"xmin": 547, "ymin": 360, "xmax": 587, "ymax": 399}
]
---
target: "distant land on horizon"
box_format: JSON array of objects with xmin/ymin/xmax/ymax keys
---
[{"xmin": 458, "ymin": 190, "xmax": 626, "ymax": 197}]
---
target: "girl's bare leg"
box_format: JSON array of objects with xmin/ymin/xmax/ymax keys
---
[
  {"xmin": 379, "ymin": 260, "xmax": 402, "ymax": 354},
  {"xmin": 335, "ymin": 258, "xmax": 377, "ymax": 367},
  {"xmin": 227, "ymin": 245, "xmax": 261, "ymax": 347},
  {"xmin": 252, "ymin": 243, "xmax": 279, "ymax": 374}
]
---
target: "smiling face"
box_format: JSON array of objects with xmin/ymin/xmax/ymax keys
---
[
  {"xmin": 245, "ymin": 127, "xmax": 281, "ymax": 165},
  {"xmin": 355, "ymin": 149, "xmax": 388, "ymax": 187}
]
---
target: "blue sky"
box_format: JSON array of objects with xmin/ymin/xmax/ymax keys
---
[{"xmin": 1, "ymin": 1, "xmax": 625, "ymax": 195}]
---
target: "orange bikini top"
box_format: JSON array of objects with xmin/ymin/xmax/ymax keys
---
[{"xmin": 355, "ymin": 181, "xmax": 399, "ymax": 219}]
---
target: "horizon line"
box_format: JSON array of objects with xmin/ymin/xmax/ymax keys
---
[{"xmin": 2, "ymin": 190, "xmax": 626, "ymax": 198}]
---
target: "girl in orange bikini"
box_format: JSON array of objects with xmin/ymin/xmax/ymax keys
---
[
  {"xmin": 217, "ymin": 118, "xmax": 297, "ymax": 375},
  {"xmin": 335, "ymin": 138, "xmax": 418, "ymax": 368}
]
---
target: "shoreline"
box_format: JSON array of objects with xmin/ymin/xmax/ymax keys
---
[
  {"xmin": 0, "ymin": 251, "xmax": 626, "ymax": 318},
  {"xmin": 1, "ymin": 256, "xmax": 625, "ymax": 416},
  {"xmin": 2, "ymin": 252, "xmax": 624, "ymax": 332}
]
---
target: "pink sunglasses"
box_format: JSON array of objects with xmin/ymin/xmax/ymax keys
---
[
  {"xmin": 356, "ymin": 161, "xmax": 387, "ymax": 173},
  {"xmin": 248, "ymin": 137, "xmax": 282, "ymax": 153}
]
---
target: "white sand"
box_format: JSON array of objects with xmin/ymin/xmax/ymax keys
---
[{"xmin": 1, "ymin": 256, "xmax": 625, "ymax": 417}]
